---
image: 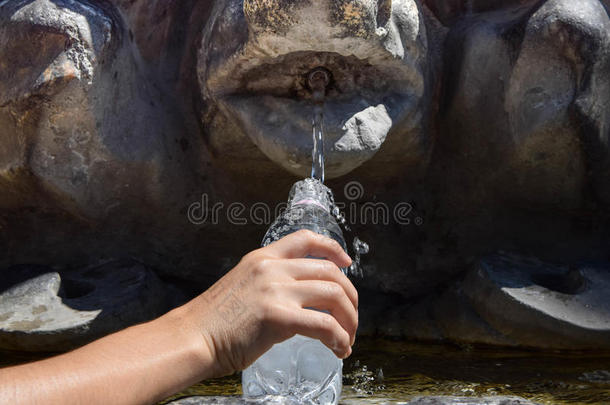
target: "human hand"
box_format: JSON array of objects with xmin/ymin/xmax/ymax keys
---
[
  {"xmin": 0, "ymin": 230, "xmax": 356, "ymax": 404},
  {"xmin": 181, "ymin": 230, "xmax": 357, "ymax": 378}
]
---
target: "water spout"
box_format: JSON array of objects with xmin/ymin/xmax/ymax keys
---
[{"xmin": 307, "ymin": 67, "xmax": 331, "ymax": 103}]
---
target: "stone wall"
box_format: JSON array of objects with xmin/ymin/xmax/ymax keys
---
[{"xmin": 0, "ymin": 0, "xmax": 609, "ymax": 351}]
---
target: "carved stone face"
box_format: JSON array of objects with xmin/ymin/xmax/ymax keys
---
[{"xmin": 198, "ymin": 0, "xmax": 430, "ymax": 179}]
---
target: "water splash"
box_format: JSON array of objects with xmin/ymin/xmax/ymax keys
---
[
  {"xmin": 343, "ymin": 362, "xmax": 385, "ymax": 396},
  {"xmin": 350, "ymin": 237, "xmax": 370, "ymax": 278},
  {"xmin": 330, "ymin": 202, "xmax": 369, "ymax": 278},
  {"xmin": 331, "ymin": 206, "xmax": 348, "ymax": 231}
]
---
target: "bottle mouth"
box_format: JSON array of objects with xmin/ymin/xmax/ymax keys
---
[
  {"xmin": 288, "ymin": 178, "xmax": 334, "ymax": 211},
  {"xmin": 292, "ymin": 198, "xmax": 329, "ymax": 212}
]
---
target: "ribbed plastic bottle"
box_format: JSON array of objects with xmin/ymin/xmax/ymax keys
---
[{"xmin": 242, "ymin": 178, "xmax": 345, "ymax": 405}]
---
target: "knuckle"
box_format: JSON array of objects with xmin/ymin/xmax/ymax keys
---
[
  {"xmin": 349, "ymin": 311, "xmax": 359, "ymax": 334},
  {"xmin": 318, "ymin": 313, "xmax": 337, "ymax": 333},
  {"xmin": 239, "ymin": 252, "xmax": 254, "ymax": 268},
  {"xmin": 260, "ymin": 281, "xmax": 281, "ymax": 298},
  {"xmin": 321, "ymin": 236, "xmax": 341, "ymax": 252},
  {"xmin": 302, "ymin": 236, "xmax": 319, "ymax": 251},
  {"xmin": 323, "ymin": 260, "xmax": 340, "ymax": 274},
  {"xmin": 340, "ymin": 330, "xmax": 351, "ymax": 348},
  {"xmin": 319, "ymin": 261, "xmax": 339, "ymax": 280},
  {"xmin": 326, "ymin": 282, "xmax": 343, "ymax": 297},
  {"xmin": 329, "ymin": 239, "xmax": 342, "ymax": 250},
  {"xmin": 261, "ymin": 301, "xmax": 283, "ymax": 325},
  {"xmin": 297, "ymin": 229, "xmax": 316, "ymax": 241},
  {"xmin": 252, "ymin": 257, "xmax": 273, "ymax": 277},
  {"xmin": 242, "ymin": 251, "xmax": 261, "ymax": 268},
  {"xmin": 311, "ymin": 262, "xmax": 324, "ymax": 279},
  {"xmin": 343, "ymin": 303, "xmax": 358, "ymax": 334},
  {"xmin": 257, "ymin": 300, "xmax": 272, "ymax": 323},
  {"xmin": 262, "ymin": 304, "xmax": 297, "ymax": 341}
]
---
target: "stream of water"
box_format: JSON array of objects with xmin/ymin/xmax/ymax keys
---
[
  {"xmin": 311, "ymin": 103, "xmax": 325, "ymax": 184},
  {"xmin": 309, "ymin": 89, "xmax": 369, "ymax": 279}
]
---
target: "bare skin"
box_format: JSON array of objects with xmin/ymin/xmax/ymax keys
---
[{"xmin": 0, "ymin": 230, "xmax": 357, "ymax": 405}]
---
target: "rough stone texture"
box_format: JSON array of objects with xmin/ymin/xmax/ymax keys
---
[
  {"xmin": 0, "ymin": 0, "xmax": 609, "ymax": 351},
  {"xmin": 435, "ymin": 0, "xmax": 610, "ymax": 211},
  {"xmin": 363, "ymin": 253, "xmax": 610, "ymax": 350},
  {"xmin": 0, "ymin": 0, "xmax": 220, "ymax": 288},
  {"xmin": 199, "ymin": 0, "xmax": 430, "ymax": 179},
  {"xmin": 165, "ymin": 396, "xmax": 538, "ymax": 405},
  {"xmin": 463, "ymin": 253, "xmax": 610, "ymax": 350},
  {"xmin": 0, "ymin": 261, "xmax": 179, "ymax": 352}
]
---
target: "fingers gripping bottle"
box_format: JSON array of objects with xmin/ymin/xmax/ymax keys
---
[{"xmin": 242, "ymin": 178, "xmax": 346, "ymax": 405}]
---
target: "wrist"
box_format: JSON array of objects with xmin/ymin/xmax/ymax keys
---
[{"xmin": 161, "ymin": 303, "xmax": 217, "ymax": 381}]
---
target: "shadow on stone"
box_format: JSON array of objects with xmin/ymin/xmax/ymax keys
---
[{"xmin": 0, "ymin": 260, "xmax": 182, "ymax": 352}]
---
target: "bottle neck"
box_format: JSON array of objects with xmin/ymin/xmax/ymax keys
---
[
  {"xmin": 290, "ymin": 198, "xmax": 329, "ymax": 213},
  {"xmin": 288, "ymin": 178, "xmax": 333, "ymax": 214}
]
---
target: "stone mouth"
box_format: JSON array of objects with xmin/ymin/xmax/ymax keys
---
[
  {"xmin": 206, "ymin": 51, "xmax": 418, "ymax": 178},
  {"xmin": 207, "ymin": 51, "xmax": 413, "ymax": 101}
]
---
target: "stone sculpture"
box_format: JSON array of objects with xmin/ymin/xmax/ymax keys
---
[{"xmin": 0, "ymin": 0, "xmax": 609, "ymax": 351}]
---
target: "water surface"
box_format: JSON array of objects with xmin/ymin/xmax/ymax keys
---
[
  {"xmin": 2, "ymin": 337, "xmax": 609, "ymax": 404},
  {"xmin": 163, "ymin": 338, "xmax": 610, "ymax": 404}
]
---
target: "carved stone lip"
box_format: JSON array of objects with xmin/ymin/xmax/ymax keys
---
[
  {"xmin": 198, "ymin": 0, "xmax": 428, "ymax": 178},
  {"xmin": 203, "ymin": 50, "xmax": 421, "ymax": 178},
  {"xmin": 205, "ymin": 50, "xmax": 417, "ymax": 100}
]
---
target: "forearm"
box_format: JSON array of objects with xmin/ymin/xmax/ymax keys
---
[
  {"xmin": 0, "ymin": 231, "xmax": 357, "ymax": 404},
  {"xmin": 0, "ymin": 305, "xmax": 214, "ymax": 405}
]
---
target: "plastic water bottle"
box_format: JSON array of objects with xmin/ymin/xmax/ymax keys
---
[{"xmin": 242, "ymin": 178, "xmax": 345, "ymax": 405}]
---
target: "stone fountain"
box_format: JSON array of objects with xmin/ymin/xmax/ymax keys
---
[{"xmin": 1, "ymin": 0, "xmax": 610, "ymax": 359}]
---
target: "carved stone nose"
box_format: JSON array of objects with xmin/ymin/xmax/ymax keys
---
[{"xmin": 243, "ymin": 0, "xmax": 392, "ymax": 40}]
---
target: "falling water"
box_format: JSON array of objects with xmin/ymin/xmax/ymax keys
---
[
  {"xmin": 308, "ymin": 67, "xmax": 329, "ymax": 183},
  {"xmin": 311, "ymin": 102, "xmax": 325, "ymax": 183},
  {"xmin": 307, "ymin": 66, "xmax": 369, "ymax": 277}
]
